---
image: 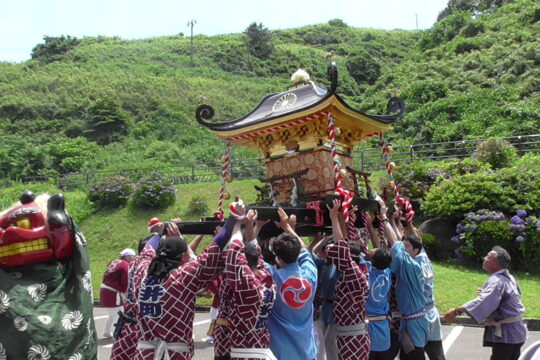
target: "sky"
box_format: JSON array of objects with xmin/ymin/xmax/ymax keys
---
[{"xmin": 1, "ymin": 0, "xmax": 449, "ymax": 62}]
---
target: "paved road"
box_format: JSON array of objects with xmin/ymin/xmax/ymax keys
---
[{"xmin": 95, "ymin": 306, "xmax": 540, "ymax": 359}]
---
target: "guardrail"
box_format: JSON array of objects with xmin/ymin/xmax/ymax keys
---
[
  {"xmin": 355, "ymin": 134, "xmax": 540, "ymax": 172},
  {"xmin": 15, "ymin": 134, "xmax": 540, "ymax": 190}
]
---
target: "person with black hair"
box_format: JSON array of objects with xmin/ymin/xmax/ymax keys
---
[
  {"xmin": 130, "ymin": 201, "xmax": 243, "ymax": 360},
  {"xmin": 324, "ymin": 199, "xmax": 370, "ymax": 360},
  {"xmin": 266, "ymin": 208, "xmax": 318, "ymax": 360},
  {"xmin": 364, "ymin": 247, "xmax": 393, "ymax": 360},
  {"xmin": 100, "ymin": 248, "xmax": 136, "ymax": 338},
  {"xmin": 223, "ymin": 209, "xmax": 277, "ymax": 359},
  {"xmin": 311, "ymin": 234, "xmax": 340, "ymax": 360},
  {"xmin": 389, "ymin": 219, "xmax": 429, "ymax": 360},
  {"xmin": 444, "ymin": 246, "xmax": 528, "ymax": 360},
  {"xmin": 110, "ymin": 237, "xmax": 151, "ymax": 360}
]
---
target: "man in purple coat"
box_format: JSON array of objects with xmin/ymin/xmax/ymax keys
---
[{"xmin": 444, "ymin": 246, "xmax": 528, "ymax": 360}]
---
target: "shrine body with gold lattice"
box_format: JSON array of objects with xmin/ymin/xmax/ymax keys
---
[{"xmin": 196, "ymin": 63, "xmax": 404, "ymax": 206}]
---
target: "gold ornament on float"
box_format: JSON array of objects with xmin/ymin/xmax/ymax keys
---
[
  {"xmin": 340, "ymin": 168, "xmax": 347, "ymax": 176},
  {"xmin": 388, "ymin": 162, "xmax": 396, "ymax": 172},
  {"xmin": 223, "ymin": 192, "xmax": 231, "ymax": 200},
  {"xmin": 335, "ymin": 127, "xmax": 342, "ymax": 136},
  {"xmin": 226, "ymin": 176, "xmax": 233, "ymax": 183},
  {"xmin": 387, "ymin": 146, "xmax": 394, "ymax": 154}
]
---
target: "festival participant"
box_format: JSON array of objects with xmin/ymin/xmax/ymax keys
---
[
  {"xmin": 266, "ymin": 208, "xmax": 318, "ymax": 360},
  {"xmin": 100, "ymin": 247, "xmax": 136, "ymax": 338},
  {"xmin": 131, "ymin": 201, "xmax": 243, "ymax": 360},
  {"xmin": 213, "ymin": 273, "xmax": 233, "ymax": 360},
  {"xmin": 0, "ymin": 190, "xmax": 97, "ymax": 359},
  {"xmin": 200, "ymin": 277, "xmax": 221, "ymax": 344},
  {"xmin": 364, "ymin": 247, "xmax": 393, "ymax": 360},
  {"xmin": 110, "ymin": 237, "xmax": 150, "ymax": 360},
  {"xmin": 415, "ymin": 242, "xmax": 445, "ymax": 360},
  {"xmin": 325, "ymin": 199, "xmax": 370, "ymax": 360},
  {"xmin": 224, "ymin": 209, "xmax": 277, "ymax": 359},
  {"xmin": 311, "ymin": 234, "xmax": 339, "ymax": 360},
  {"xmin": 389, "ymin": 228, "xmax": 429, "ymax": 360},
  {"xmin": 444, "ymin": 246, "xmax": 528, "ymax": 360}
]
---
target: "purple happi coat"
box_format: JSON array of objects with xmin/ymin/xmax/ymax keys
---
[{"xmin": 463, "ymin": 269, "xmax": 528, "ymax": 345}]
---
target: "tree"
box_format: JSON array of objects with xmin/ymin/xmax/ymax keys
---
[
  {"xmin": 84, "ymin": 98, "xmax": 129, "ymax": 145},
  {"xmin": 437, "ymin": 0, "xmax": 516, "ymax": 21},
  {"xmin": 345, "ymin": 49, "xmax": 381, "ymax": 85},
  {"xmin": 243, "ymin": 22, "xmax": 274, "ymax": 59},
  {"xmin": 31, "ymin": 35, "xmax": 80, "ymax": 63}
]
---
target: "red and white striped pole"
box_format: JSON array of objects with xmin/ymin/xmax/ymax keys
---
[
  {"xmin": 214, "ymin": 140, "xmax": 231, "ymax": 220},
  {"xmin": 327, "ymin": 112, "xmax": 354, "ymax": 223}
]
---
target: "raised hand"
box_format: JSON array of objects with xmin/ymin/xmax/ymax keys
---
[
  {"xmin": 275, "ymin": 208, "xmax": 296, "ymax": 234},
  {"xmin": 213, "ymin": 226, "xmax": 223, "ymax": 237},
  {"xmin": 326, "ymin": 198, "xmax": 341, "ymax": 219},
  {"xmin": 166, "ymin": 222, "xmax": 181, "ymax": 237}
]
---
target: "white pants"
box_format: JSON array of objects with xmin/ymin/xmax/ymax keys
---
[
  {"xmin": 104, "ymin": 305, "xmax": 123, "ymax": 337},
  {"xmin": 314, "ymin": 317, "xmax": 327, "ymax": 360},
  {"xmin": 323, "ymin": 322, "xmax": 339, "ymax": 360},
  {"xmin": 210, "ymin": 306, "xmax": 219, "ymax": 321}
]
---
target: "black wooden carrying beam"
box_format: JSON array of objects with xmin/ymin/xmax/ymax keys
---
[{"xmin": 175, "ymin": 196, "xmax": 379, "ymax": 236}]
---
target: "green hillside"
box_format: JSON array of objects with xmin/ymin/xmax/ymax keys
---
[{"xmin": 0, "ymin": 0, "xmax": 538, "ymax": 184}]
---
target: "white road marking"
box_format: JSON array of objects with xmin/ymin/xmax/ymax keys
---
[
  {"xmin": 443, "ymin": 325, "xmax": 464, "ymax": 355},
  {"xmin": 94, "ymin": 315, "xmax": 108, "ymax": 320}
]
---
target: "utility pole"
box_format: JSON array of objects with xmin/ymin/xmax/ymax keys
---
[
  {"xmin": 187, "ymin": 19, "xmax": 197, "ymax": 66},
  {"xmin": 415, "ymin": 14, "xmax": 419, "ymax": 30}
]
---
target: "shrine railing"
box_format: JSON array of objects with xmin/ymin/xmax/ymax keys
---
[{"xmin": 15, "ymin": 134, "xmax": 540, "ymax": 190}]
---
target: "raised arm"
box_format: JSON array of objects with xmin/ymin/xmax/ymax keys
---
[
  {"xmin": 364, "ymin": 211, "xmax": 381, "ymax": 248},
  {"xmin": 327, "ymin": 199, "xmax": 344, "ymax": 241},
  {"xmin": 274, "ymin": 207, "xmax": 305, "ymax": 248},
  {"xmin": 377, "ymin": 199, "xmax": 397, "ymax": 247}
]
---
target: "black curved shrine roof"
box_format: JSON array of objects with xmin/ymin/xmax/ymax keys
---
[{"xmin": 198, "ymin": 82, "xmax": 400, "ymax": 132}]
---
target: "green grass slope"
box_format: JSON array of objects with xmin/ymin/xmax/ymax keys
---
[{"xmin": 1, "ymin": 0, "xmax": 537, "ymax": 183}]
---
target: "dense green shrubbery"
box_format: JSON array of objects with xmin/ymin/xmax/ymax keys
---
[
  {"xmin": 422, "ymin": 172, "xmax": 511, "ymax": 218},
  {"xmin": 413, "ymin": 153, "xmax": 540, "ymax": 269},
  {"xmin": 472, "ymin": 137, "xmax": 518, "ymax": 169},
  {"xmin": 393, "ymin": 158, "xmax": 489, "ymax": 203},
  {"xmin": 186, "ymin": 195, "xmax": 209, "ymax": 217},
  {"xmin": 88, "ymin": 175, "xmax": 133, "ymax": 208},
  {"xmin": 132, "ymin": 172, "xmax": 176, "ymax": 209},
  {"xmin": 421, "ymin": 154, "xmax": 540, "ymax": 220}
]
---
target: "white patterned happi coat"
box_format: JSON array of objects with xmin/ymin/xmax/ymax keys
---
[
  {"xmin": 132, "ymin": 243, "xmax": 222, "ymax": 360},
  {"xmin": 224, "ymin": 238, "xmax": 276, "ymax": 360},
  {"xmin": 326, "ymin": 238, "xmax": 371, "ymax": 360}
]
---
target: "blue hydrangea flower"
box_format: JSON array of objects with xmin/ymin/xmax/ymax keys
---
[
  {"xmin": 509, "ymin": 224, "xmax": 526, "ymax": 232},
  {"xmin": 450, "ymin": 236, "xmax": 460, "ymax": 244},
  {"xmin": 516, "ymin": 210, "xmax": 527, "ymax": 218},
  {"xmin": 511, "ymin": 216, "xmax": 524, "ymax": 225},
  {"xmin": 516, "ymin": 236, "xmax": 525, "ymax": 243}
]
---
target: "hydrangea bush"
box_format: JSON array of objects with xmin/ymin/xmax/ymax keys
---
[
  {"xmin": 88, "ymin": 175, "xmax": 133, "ymax": 207},
  {"xmin": 451, "ymin": 209, "xmax": 540, "ymax": 271},
  {"xmin": 132, "ymin": 171, "xmax": 176, "ymax": 209},
  {"xmin": 508, "ymin": 210, "xmax": 540, "ymax": 269}
]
